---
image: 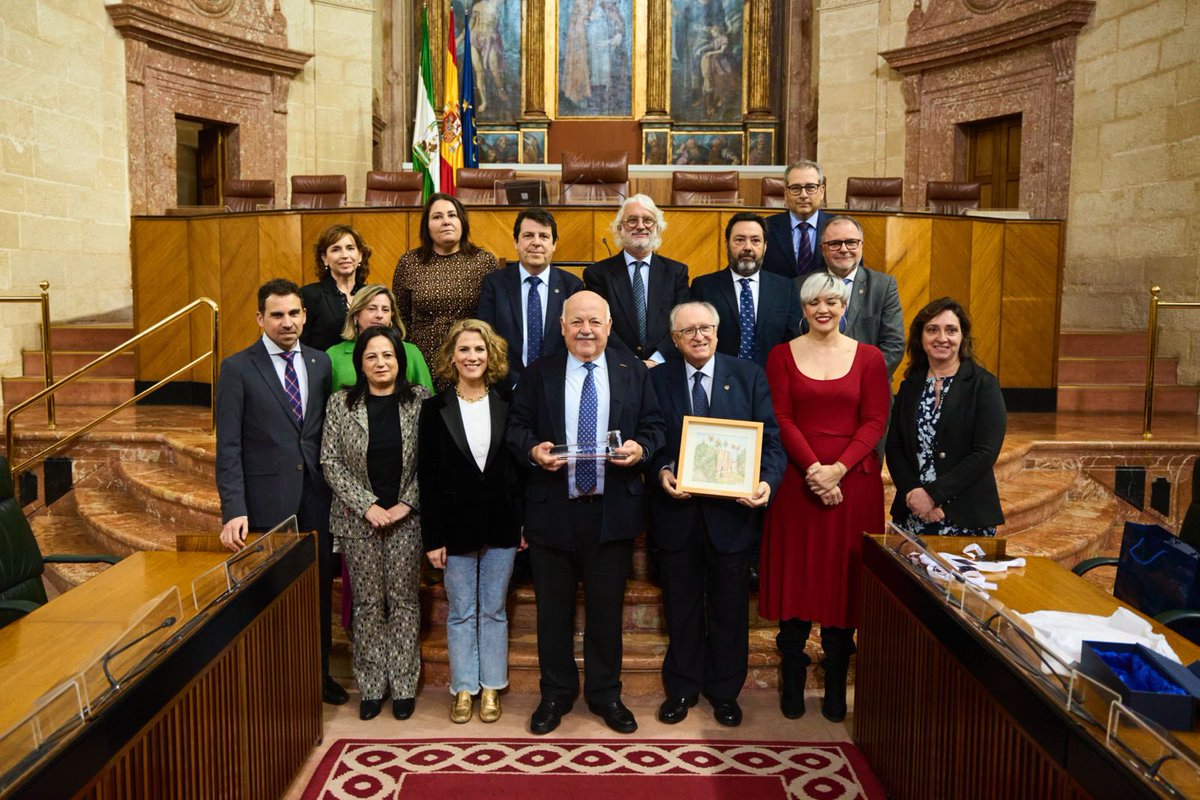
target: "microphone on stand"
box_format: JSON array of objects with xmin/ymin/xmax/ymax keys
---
[{"xmin": 601, "ymin": 237, "xmax": 613, "ymax": 257}]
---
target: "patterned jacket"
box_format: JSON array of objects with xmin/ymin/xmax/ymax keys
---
[{"xmin": 320, "ymin": 384, "xmax": 429, "ymax": 541}]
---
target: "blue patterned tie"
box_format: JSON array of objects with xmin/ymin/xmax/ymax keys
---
[
  {"xmin": 737, "ymin": 277, "xmax": 755, "ymax": 361},
  {"xmin": 576, "ymin": 362, "xmax": 598, "ymax": 495},
  {"xmin": 691, "ymin": 371, "xmax": 709, "ymax": 417},
  {"xmin": 526, "ymin": 275, "xmax": 543, "ymax": 364},
  {"xmin": 840, "ymin": 277, "xmax": 851, "ymax": 333},
  {"xmin": 278, "ymin": 351, "xmax": 303, "ymax": 426},
  {"xmin": 631, "ymin": 261, "xmax": 648, "ymax": 352},
  {"xmin": 796, "ymin": 222, "xmax": 812, "ymax": 276}
]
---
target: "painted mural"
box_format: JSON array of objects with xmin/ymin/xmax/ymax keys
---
[
  {"xmin": 557, "ymin": 0, "xmax": 633, "ymax": 117},
  {"xmin": 671, "ymin": 0, "xmax": 743, "ymax": 122},
  {"xmin": 453, "ymin": 0, "xmax": 521, "ymax": 122}
]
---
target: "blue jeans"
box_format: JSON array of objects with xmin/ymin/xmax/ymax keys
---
[{"xmin": 443, "ymin": 546, "xmax": 517, "ymax": 694}]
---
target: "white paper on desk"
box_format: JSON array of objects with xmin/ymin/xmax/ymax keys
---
[{"xmin": 1017, "ymin": 607, "xmax": 1180, "ymax": 670}]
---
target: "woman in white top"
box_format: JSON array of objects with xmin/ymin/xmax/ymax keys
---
[{"xmin": 417, "ymin": 319, "xmax": 523, "ymax": 724}]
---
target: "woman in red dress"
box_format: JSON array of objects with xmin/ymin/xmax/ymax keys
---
[{"xmin": 760, "ymin": 272, "xmax": 890, "ymax": 723}]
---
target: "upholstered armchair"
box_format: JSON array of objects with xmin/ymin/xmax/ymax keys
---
[
  {"xmin": 363, "ymin": 171, "xmax": 424, "ymax": 207},
  {"xmin": 222, "ymin": 179, "xmax": 275, "ymax": 212},
  {"xmin": 561, "ymin": 150, "xmax": 629, "ymax": 204},
  {"xmin": 926, "ymin": 181, "xmax": 981, "ymax": 215},
  {"xmin": 761, "ymin": 177, "xmax": 786, "ymax": 209},
  {"xmin": 290, "ymin": 174, "xmax": 347, "ymax": 209},
  {"xmin": 671, "ymin": 171, "xmax": 740, "ymax": 205},
  {"xmin": 845, "ymin": 177, "xmax": 903, "ymax": 212},
  {"xmin": 457, "ymin": 168, "xmax": 517, "ymax": 205}
]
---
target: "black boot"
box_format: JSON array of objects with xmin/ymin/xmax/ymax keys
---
[
  {"xmin": 776, "ymin": 620, "xmax": 812, "ymax": 719},
  {"xmin": 820, "ymin": 626, "xmax": 853, "ymax": 723}
]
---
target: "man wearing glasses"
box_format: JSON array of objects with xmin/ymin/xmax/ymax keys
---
[
  {"xmin": 763, "ymin": 160, "xmax": 833, "ymax": 280},
  {"xmin": 807, "ymin": 214, "xmax": 905, "ymax": 380},
  {"xmin": 584, "ymin": 194, "xmax": 690, "ymax": 367}
]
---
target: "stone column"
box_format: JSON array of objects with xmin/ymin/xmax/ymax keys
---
[
  {"xmin": 381, "ymin": 0, "xmax": 414, "ymax": 169},
  {"xmin": 744, "ymin": 0, "xmax": 773, "ymax": 120},
  {"xmin": 522, "ymin": 0, "xmax": 548, "ymax": 120},
  {"xmin": 642, "ymin": 0, "xmax": 669, "ymax": 120},
  {"xmin": 780, "ymin": 0, "xmax": 814, "ymax": 162}
]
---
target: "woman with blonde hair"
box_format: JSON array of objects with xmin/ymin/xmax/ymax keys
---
[
  {"xmin": 418, "ymin": 319, "xmax": 523, "ymax": 723},
  {"xmin": 328, "ymin": 285, "xmax": 433, "ymax": 392}
]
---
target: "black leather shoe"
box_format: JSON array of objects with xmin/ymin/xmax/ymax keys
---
[
  {"xmin": 530, "ymin": 699, "xmax": 571, "ymax": 735},
  {"xmin": 323, "ymin": 676, "xmax": 349, "ymax": 705},
  {"xmin": 392, "ymin": 697, "xmax": 416, "ymax": 720},
  {"xmin": 657, "ymin": 695, "xmax": 698, "ymax": 725},
  {"xmin": 359, "ymin": 698, "xmax": 383, "ymax": 720},
  {"xmin": 748, "ymin": 563, "xmax": 760, "ymax": 591},
  {"xmin": 587, "ymin": 699, "xmax": 638, "ymax": 734},
  {"xmin": 709, "ymin": 697, "xmax": 743, "ymax": 727}
]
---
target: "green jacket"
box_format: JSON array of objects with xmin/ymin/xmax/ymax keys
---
[{"xmin": 326, "ymin": 339, "xmax": 434, "ymax": 393}]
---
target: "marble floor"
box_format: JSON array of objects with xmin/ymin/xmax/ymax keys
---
[{"xmin": 281, "ymin": 684, "xmax": 855, "ymax": 799}]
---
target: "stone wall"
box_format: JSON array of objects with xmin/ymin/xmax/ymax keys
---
[
  {"xmin": 0, "ymin": 1, "xmax": 131, "ymax": 379},
  {"xmin": 1065, "ymin": 0, "xmax": 1200, "ymax": 380}
]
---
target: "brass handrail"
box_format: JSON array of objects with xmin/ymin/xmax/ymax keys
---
[
  {"xmin": 0, "ymin": 281, "xmax": 54, "ymax": 428},
  {"xmin": 5, "ymin": 298, "xmax": 219, "ymax": 478},
  {"xmin": 1143, "ymin": 286, "xmax": 1200, "ymax": 439}
]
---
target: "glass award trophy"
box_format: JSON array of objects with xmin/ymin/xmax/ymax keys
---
[{"xmin": 550, "ymin": 430, "xmax": 622, "ymax": 461}]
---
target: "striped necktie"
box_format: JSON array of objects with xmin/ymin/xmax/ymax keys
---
[{"xmin": 278, "ymin": 351, "xmax": 304, "ymax": 426}]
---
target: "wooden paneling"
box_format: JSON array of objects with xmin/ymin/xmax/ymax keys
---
[
  {"xmin": 130, "ymin": 208, "xmax": 1065, "ymax": 391},
  {"xmin": 132, "ymin": 218, "xmax": 191, "ymax": 382},
  {"xmin": 188, "ymin": 218, "xmax": 221, "ymax": 382}
]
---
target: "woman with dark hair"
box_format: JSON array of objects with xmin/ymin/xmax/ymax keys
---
[
  {"xmin": 328, "ymin": 284, "xmax": 433, "ymax": 392},
  {"xmin": 886, "ymin": 297, "xmax": 1006, "ymax": 537},
  {"xmin": 391, "ymin": 193, "xmax": 499, "ymax": 370},
  {"xmin": 301, "ymin": 224, "xmax": 371, "ymax": 350},
  {"xmin": 418, "ymin": 319, "xmax": 522, "ymax": 724},
  {"xmin": 760, "ymin": 272, "xmax": 890, "ymax": 724},
  {"xmin": 321, "ymin": 326, "xmax": 430, "ymax": 722}
]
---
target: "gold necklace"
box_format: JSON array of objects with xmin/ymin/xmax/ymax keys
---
[{"xmin": 455, "ymin": 385, "xmax": 488, "ymax": 403}]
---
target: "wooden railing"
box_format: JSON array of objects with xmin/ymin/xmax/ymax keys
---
[
  {"xmin": 1143, "ymin": 286, "xmax": 1200, "ymax": 439},
  {"xmin": 4, "ymin": 298, "xmax": 219, "ymax": 479}
]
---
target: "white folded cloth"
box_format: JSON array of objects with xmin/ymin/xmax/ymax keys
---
[{"xmin": 1017, "ymin": 607, "xmax": 1180, "ymax": 670}]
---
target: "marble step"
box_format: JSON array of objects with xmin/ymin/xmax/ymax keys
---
[
  {"xmin": 29, "ymin": 514, "xmax": 118, "ymax": 595},
  {"xmin": 162, "ymin": 433, "xmax": 218, "ymax": 480},
  {"xmin": 116, "ymin": 460, "xmax": 221, "ymax": 531},
  {"xmin": 884, "ymin": 466, "xmax": 1075, "ymax": 535},
  {"xmin": 1057, "ymin": 356, "xmax": 1177, "ymax": 385},
  {"xmin": 882, "ymin": 439, "xmax": 1030, "ymax": 489},
  {"xmin": 73, "ymin": 487, "xmax": 177, "ymax": 554},
  {"xmin": 1057, "ymin": 384, "xmax": 1199, "ymax": 414},
  {"xmin": 23, "ymin": 350, "xmax": 135, "ymax": 378},
  {"xmin": 49, "ymin": 325, "xmax": 134, "ymax": 351},
  {"xmin": 1059, "ymin": 331, "xmax": 1147, "ymax": 358},
  {"xmin": 1, "ymin": 376, "xmax": 134, "ymax": 406},
  {"xmin": 1004, "ymin": 493, "xmax": 1124, "ymax": 569}
]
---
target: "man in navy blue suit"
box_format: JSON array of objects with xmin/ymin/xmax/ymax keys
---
[
  {"xmin": 648, "ymin": 301, "xmax": 786, "ymax": 727},
  {"xmin": 690, "ymin": 212, "xmax": 802, "ymax": 367},
  {"xmin": 477, "ymin": 207, "xmax": 583, "ymax": 388},
  {"xmin": 761, "ymin": 160, "xmax": 834, "ymax": 280}
]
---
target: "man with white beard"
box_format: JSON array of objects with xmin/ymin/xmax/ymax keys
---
[{"xmin": 689, "ymin": 212, "xmax": 803, "ymax": 367}]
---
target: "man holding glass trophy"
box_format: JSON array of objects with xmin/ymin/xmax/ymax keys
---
[{"xmin": 507, "ymin": 291, "xmax": 666, "ymax": 736}]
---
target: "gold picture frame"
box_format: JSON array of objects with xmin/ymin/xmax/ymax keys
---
[{"xmin": 676, "ymin": 416, "xmax": 763, "ymax": 499}]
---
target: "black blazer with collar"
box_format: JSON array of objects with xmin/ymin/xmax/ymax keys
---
[
  {"xmin": 647, "ymin": 354, "xmax": 787, "ymax": 554},
  {"xmin": 506, "ymin": 350, "xmax": 666, "ymax": 547},
  {"xmin": 689, "ymin": 268, "xmax": 802, "ymax": 367},
  {"xmin": 300, "ymin": 274, "xmax": 364, "ymax": 352},
  {"xmin": 762, "ymin": 209, "xmax": 832, "ymax": 280},
  {"xmin": 583, "ymin": 252, "xmax": 690, "ymax": 361},
  {"xmin": 215, "ymin": 339, "xmax": 332, "ymax": 527},
  {"xmin": 417, "ymin": 387, "xmax": 521, "ymax": 554},
  {"xmin": 476, "ymin": 262, "xmax": 583, "ymax": 387},
  {"xmin": 885, "ymin": 359, "xmax": 1007, "ymax": 528}
]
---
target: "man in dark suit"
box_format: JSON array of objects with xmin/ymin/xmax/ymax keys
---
[
  {"xmin": 583, "ymin": 193, "xmax": 689, "ymax": 366},
  {"xmin": 690, "ymin": 211, "xmax": 802, "ymax": 367},
  {"xmin": 762, "ymin": 160, "xmax": 834, "ymax": 280},
  {"xmin": 648, "ymin": 301, "xmax": 786, "ymax": 727},
  {"xmin": 802, "ymin": 214, "xmax": 905, "ymax": 380},
  {"xmin": 216, "ymin": 278, "xmax": 348, "ymax": 705},
  {"xmin": 477, "ymin": 207, "xmax": 583, "ymax": 388},
  {"xmin": 506, "ymin": 290, "xmax": 665, "ymax": 736}
]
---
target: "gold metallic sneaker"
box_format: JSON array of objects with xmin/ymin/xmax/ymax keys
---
[
  {"xmin": 479, "ymin": 689, "xmax": 501, "ymax": 723},
  {"xmin": 450, "ymin": 691, "xmax": 473, "ymax": 724}
]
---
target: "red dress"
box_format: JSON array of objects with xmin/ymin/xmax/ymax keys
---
[{"xmin": 758, "ymin": 341, "xmax": 890, "ymax": 628}]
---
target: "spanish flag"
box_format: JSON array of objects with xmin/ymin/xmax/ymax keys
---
[{"xmin": 440, "ymin": 9, "xmax": 462, "ymax": 195}]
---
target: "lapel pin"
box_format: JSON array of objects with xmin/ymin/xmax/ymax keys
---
[
  {"xmin": 723, "ymin": 384, "xmax": 730, "ymax": 391},
  {"xmin": 554, "ymin": 288, "xmax": 560, "ymax": 294}
]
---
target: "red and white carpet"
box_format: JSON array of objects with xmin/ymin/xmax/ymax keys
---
[{"xmin": 302, "ymin": 738, "xmax": 886, "ymax": 799}]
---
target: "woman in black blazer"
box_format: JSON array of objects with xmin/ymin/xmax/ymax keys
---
[
  {"xmin": 886, "ymin": 297, "xmax": 1006, "ymax": 536},
  {"xmin": 418, "ymin": 319, "xmax": 522, "ymax": 725},
  {"xmin": 300, "ymin": 224, "xmax": 369, "ymax": 350}
]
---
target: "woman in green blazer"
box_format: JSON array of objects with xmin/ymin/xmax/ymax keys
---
[{"xmin": 327, "ymin": 285, "xmax": 433, "ymax": 392}]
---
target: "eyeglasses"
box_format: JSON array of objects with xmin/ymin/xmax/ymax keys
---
[
  {"xmin": 821, "ymin": 239, "xmax": 862, "ymax": 250},
  {"xmin": 673, "ymin": 324, "xmax": 716, "ymax": 338},
  {"xmin": 623, "ymin": 216, "xmax": 657, "ymax": 229},
  {"xmin": 785, "ymin": 182, "xmax": 824, "ymax": 196}
]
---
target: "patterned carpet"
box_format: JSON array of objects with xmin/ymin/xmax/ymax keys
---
[{"xmin": 302, "ymin": 738, "xmax": 886, "ymax": 799}]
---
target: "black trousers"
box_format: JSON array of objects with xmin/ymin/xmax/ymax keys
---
[
  {"xmin": 658, "ymin": 513, "xmax": 750, "ymax": 700},
  {"xmin": 296, "ymin": 469, "xmax": 333, "ymax": 678},
  {"xmin": 529, "ymin": 501, "xmax": 632, "ymax": 705}
]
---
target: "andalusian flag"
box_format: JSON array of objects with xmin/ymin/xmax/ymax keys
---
[
  {"xmin": 461, "ymin": 14, "xmax": 479, "ymax": 168},
  {"xmin": 412, "ymin": 7, "xmax": 440, "ymax": 200},
  {"xmin": 440, "ymin": 9, "xmax": 462, "ymax": 194}
]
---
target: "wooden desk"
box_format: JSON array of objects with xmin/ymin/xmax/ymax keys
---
[
  {"xmin": 0, "ymin": 538, "xmax": 320, "ymax": 800},
  {"xmin": 856, "ymin": 536, "xmax": 1200, "ymax": 800}
]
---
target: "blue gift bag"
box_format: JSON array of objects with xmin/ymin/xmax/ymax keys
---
[{"xmin": 1113, "ymin": 521, "xmax": 1200, "ymax": 619}]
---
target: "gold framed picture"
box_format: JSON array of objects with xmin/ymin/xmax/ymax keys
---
[{"xmin": 676, "ymin": 416, "xmax": 763, "ymax": 499}]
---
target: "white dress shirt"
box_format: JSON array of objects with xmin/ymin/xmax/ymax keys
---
[
  {"xmin": 518, "ymin": 262, "xmax": 551, "ymax": 367},
  {"xmin": 684, "ymin": 356, "xmax": 715, "ymax": 413},
  {"xmin": 729, "ymin": 269, "xmax": 761, "ymax": 314},
  {"xmin": 261, "ymin": 333, "xmax": 309, "ymax": 410},
  {"xmin": 623, "ymin": 251, "xmax": 665, "ymax": 364},
  {"xmin": 564, "ymin": 352, "xmax": 610, "ymax": 497},
  {"xmin": 457, "ymin": 394, "xmax": 492, "ymax": 471},
  {"xmin": 788, "ymin": 210, "xmax": 821, "ymax": 260}
]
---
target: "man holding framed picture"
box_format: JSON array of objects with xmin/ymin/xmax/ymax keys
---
[{"xmin": 647, "ymin": 301, "xmax": 786, "ymax": 727}]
